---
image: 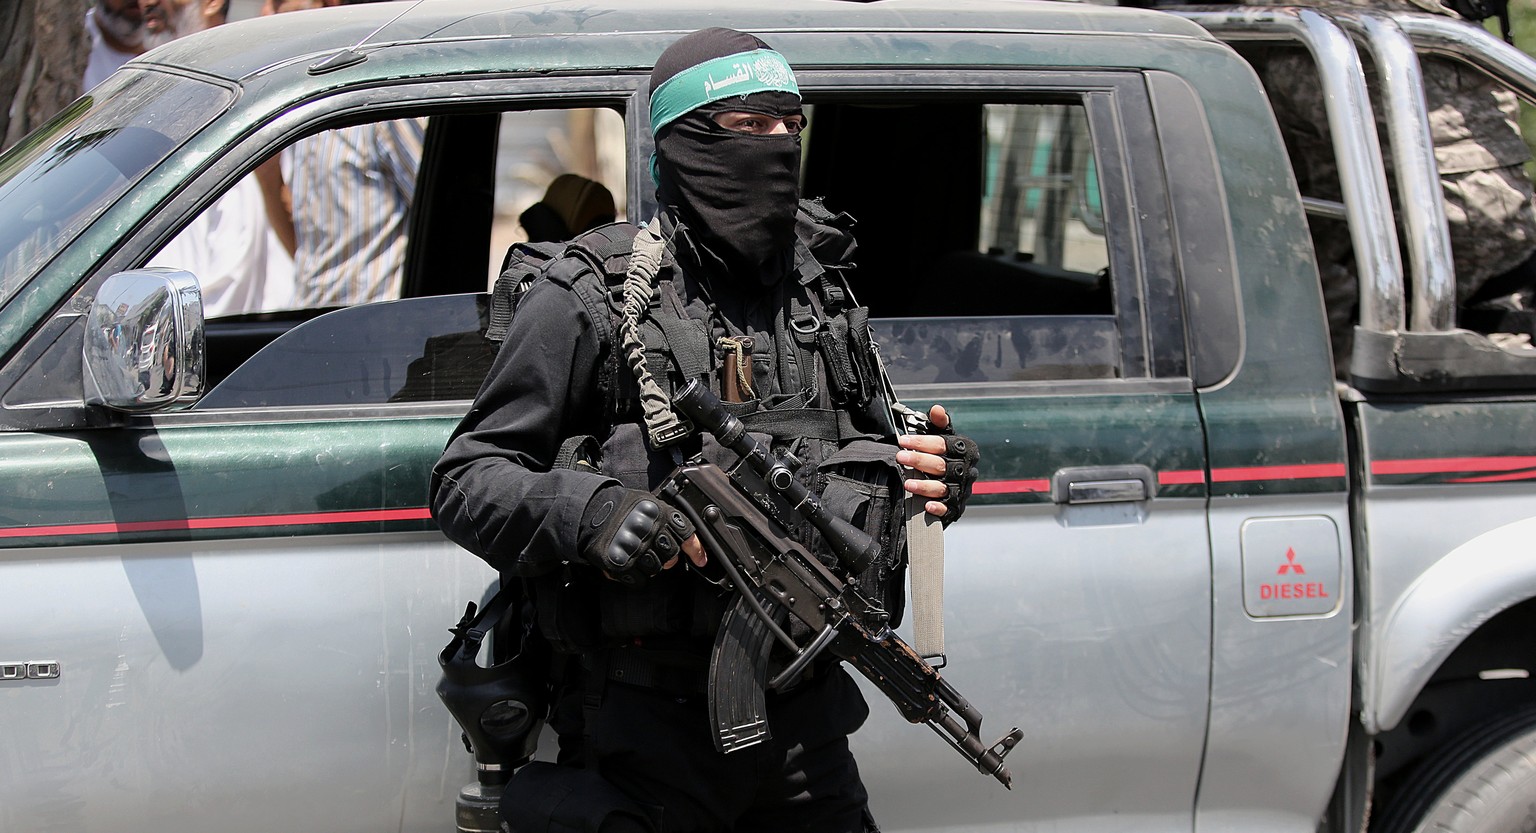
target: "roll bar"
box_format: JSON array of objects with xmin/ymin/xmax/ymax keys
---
[{"xmin": 1178, "ymin": 7, "xmax": 1536, "ymax": 391}]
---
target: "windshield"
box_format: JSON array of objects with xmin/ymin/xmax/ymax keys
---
[{"xmin": 0, "ymin": 69, "xmax": 232, "ymax": 306}]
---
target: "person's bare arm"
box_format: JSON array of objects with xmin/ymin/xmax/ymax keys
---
[{"xmin": 254, "ymin": 157, "xmax": 296, "ymax": 257}]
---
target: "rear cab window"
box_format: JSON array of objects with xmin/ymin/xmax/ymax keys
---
[{"xmin": 799, "ymin": 73, "xmax": 1185, "ymax": 396}]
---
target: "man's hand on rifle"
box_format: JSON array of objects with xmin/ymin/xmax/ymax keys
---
[
  {"xmin": 678, "ymin": 533, "xmax": 707, "ymax": 569},
  {"xmin": 896, "ymin": 404, "xmax": 981, "ymax": 524},
  {"xmin": 580, "ymin": 487, "xmax": 707, "ymax": 584}
]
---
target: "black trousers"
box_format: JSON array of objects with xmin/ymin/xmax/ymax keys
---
[{"xmin": 574, "ymin": 663, "xmax": 875, "ymax": 833}]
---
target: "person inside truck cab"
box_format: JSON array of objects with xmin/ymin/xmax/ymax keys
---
[
  {"xmin": 518, "ymin": 173, "xmax": 618, "ymax": 244},
  {"xmin": 430, "ymin": 26, "xmax": 981, "ymax": 832}
]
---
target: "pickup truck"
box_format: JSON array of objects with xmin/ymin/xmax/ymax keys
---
[{"xmin": 2, "ymin": 2, "xmax": 1534, "ymax": 832}]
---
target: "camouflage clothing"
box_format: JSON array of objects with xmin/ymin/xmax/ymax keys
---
[{"xmin": 1241, "ymin": 0, "xmax": 1536, "ymax": 371}]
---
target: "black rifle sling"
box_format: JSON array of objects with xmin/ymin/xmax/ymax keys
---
[{"xmin": 654, "ymin": 279, "xmax": 713, "ymax": 382}]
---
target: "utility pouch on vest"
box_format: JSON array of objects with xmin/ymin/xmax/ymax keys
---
[
  {"xmin": 817, "ymin": 438, "xmax": 909, "ymax": 626},
  {"xmin": 818, "ymin": 305, "xmax": 879, "ymax": 408}
]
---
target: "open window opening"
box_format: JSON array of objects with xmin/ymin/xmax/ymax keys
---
[
  {"xmin": 187, "ymin": 104, "xmax": 626, "ymax": 408},
  {"xmin": 800, "ymin": 96, "xmax": 1131, "ymax": 387},
  {"xmin": 191, "ymin": 90, "xmax": 1157, "ymax": 411}
]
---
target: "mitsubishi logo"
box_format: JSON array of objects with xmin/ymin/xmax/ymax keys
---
[{"xmin": 1278, "ymin": 547, "xmax": 1306, "ymax": 575}]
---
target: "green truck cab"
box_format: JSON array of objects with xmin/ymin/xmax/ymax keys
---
[{"xmin": 1, "ymin": 2, "xmax": 1533, "ymax": 832}]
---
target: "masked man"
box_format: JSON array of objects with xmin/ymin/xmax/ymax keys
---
[{"xmin": 432, "ymin": 27, "xmax": 979, "ymax": 833}]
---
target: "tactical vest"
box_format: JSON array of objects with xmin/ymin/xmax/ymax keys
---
[{"xmin": 488, "ymin": 200, "xmax": 908, "ymax": 651}]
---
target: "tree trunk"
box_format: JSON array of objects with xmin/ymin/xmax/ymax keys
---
[{"xmin": 1, "ymin": 0, "xmax": 88, "ymax": 153}]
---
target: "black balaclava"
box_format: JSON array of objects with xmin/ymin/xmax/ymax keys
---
[{"xmin": 650, "ymin": 28, "xmax": 803, "ymax": 285}]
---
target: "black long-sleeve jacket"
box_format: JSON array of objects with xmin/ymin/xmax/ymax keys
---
[
  {"xmin": 431, "ymin": 214, "xmax": 808, "ymax": 576},
  {"xmin": 430, "ymin": 266, "xmax": 615, "ymax": 573},
  {"xmin": 431, "ymin": 208, "xmax": 911, "ymax": 647}
]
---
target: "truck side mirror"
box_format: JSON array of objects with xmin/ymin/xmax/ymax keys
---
[{"xmin": 83, "ymin": 268, "xmax": 205, "ymax": 412}]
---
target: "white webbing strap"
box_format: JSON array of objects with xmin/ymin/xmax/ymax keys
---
[
  {"xmin": 889, "ymin": 397, "xmax": 947, "ymax": 665},
  {"xmin": 618, "ymin": 219, "xmax": 689, "ymax": 447},
  {"xmin": 906, "ymin": 492, "xmax": 947, "ymax": 664}
]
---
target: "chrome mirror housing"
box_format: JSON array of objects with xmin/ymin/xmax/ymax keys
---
[{"xmin": 83, "ymin": 268, "xmax": 205, "ymax": 412}]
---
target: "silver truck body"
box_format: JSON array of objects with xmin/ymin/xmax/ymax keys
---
[{"xmin": 1, "ymin": 3, "xmax": 1534, "ymax": 832}]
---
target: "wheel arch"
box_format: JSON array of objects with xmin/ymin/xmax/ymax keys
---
[{"xmin": 1368, "ymin": 515, "xmax": 1536, "ymax": 735}]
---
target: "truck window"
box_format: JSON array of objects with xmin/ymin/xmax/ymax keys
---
[
  {"xmin": 802, "ymin": 96, "xmax": 1145, "ymax": 386},
  {"xmin": 193, "ymin": 90, "xmax": 1161, "ymax": 408},
  {"xmin": 147, "ymin": 117, "xmax": 428, "ymax": 321},
  {"xmin": 192, "ymin": 105, "xmax": 626, "ymax": 409},
  {"xmin": 196, "ymin": 294, "xmax": 492, "ymax": 409}
]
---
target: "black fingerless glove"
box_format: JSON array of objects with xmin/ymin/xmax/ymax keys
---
[
  {"xmin": 931, "ymin": 426, "xmax": 981, "ymax": 526},
  {"xmin": 579, "ymin": 487, "xmax": 695, "ymax": 585}
]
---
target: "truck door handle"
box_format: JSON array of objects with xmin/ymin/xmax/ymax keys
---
[{"xmin": 1050, "ymin": 465, "xmax": 1156, "ymax": 505}]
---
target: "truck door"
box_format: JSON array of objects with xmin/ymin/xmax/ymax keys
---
[
  {"xmin": 1134, "ymin": 64, "xmax": 1357, "ymax": 831},
  {"xmin": 797, "ymin": 71, "xmax": 1213, "ymax": 831},
  {"xmin": 0, "ymin": 82, "xmax": 637, "ymax": 833}
]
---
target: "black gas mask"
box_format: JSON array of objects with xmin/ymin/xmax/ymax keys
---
[{"xmin": 436, "ymin": 588, "xmax": 549, "ymax": 781}]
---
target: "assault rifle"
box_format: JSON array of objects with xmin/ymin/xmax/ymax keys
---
[{"xmin": 661, "ymin": 379, "xmax": 1024, "ymax": 789}]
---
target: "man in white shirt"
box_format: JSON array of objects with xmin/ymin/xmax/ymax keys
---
[
  {"xmin": 141, "ymin": 0, "xmax": 296, "ymax": 316},
  {"xmin": 83, "ymin": 0, "xmax": 143, "ymax": 90}
]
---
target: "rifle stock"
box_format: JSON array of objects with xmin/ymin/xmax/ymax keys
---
[{"xmin": 664, "ymin": 380, "xmax": 1023, "ymax": 789}]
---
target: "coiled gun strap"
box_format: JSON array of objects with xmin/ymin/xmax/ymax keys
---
[{"xmin": 616, "ymin": 219, "xmax": 689, "ymax": 447}]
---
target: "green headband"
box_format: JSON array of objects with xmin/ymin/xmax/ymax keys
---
[{"xmin": 649, "ymin": 49, "xmax": 800, "ymax": 135}]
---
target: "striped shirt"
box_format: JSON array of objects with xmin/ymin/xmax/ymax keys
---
[{"xmin": 287, "ymin": 118, "xmax": 427, "ymax": 308}]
